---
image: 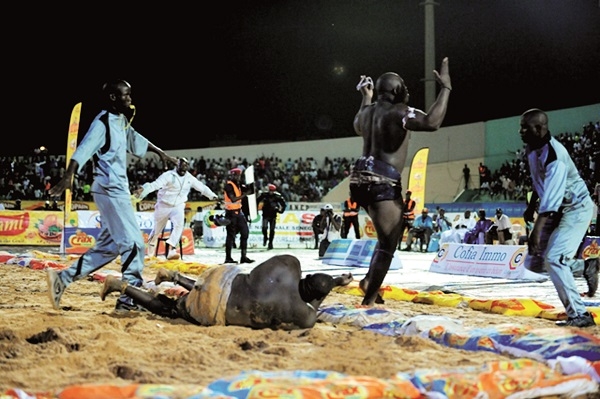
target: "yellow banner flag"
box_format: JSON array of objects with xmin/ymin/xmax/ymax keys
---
[
  {"xmin": 407, "ymin": 147, "xmax": 429, "ymax": 214},
  {"xmin": 61, "ymin": 102, "xmax": 81, "ymax": 254}
]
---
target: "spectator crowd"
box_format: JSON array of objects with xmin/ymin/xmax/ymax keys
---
[{"xmin": 0, "ymin": 121, "xmax": 597, "ymax": 205}]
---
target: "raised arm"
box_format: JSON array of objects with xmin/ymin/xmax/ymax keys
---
[
  {"xmin": 404, "ymin": 57, "xmax": 452, "ymax": 132},
  {"xmin": 353, "ymin": 75, "xmax": 374, "ymax": 135}
]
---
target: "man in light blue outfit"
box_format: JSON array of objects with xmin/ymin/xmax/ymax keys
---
[
  {"xmin": 520, "ymin": 108, "xmax": 597, "ymax": 328},
  {"xmin": 47, "ymin": 79, "xmax": 176, "ymax": 311},
  {"xmin": 402, "ymin": 208, "xmax": 435, "ymax": 252}
]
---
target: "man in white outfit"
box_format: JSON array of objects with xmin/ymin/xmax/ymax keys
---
[
  {"xmin": 439, "ymin": 209, "xmax": 476, "ymax": 245},
  {"xmin": 135, "ymin": 158, "xmax": 218, "ymax": 259}
]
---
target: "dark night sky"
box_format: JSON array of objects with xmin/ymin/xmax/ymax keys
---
[{"xmin": 7, "ymin": 1, "xmax": 600, "ymax": 156}]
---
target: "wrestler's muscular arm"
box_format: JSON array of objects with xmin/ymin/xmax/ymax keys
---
[
  {"xmin": 353, "ymin": 76, "xmax": 374, "ymax": 136},
  {"xmin": 403, "ymin": 57, "xmax": 452, "ymax": 132}
]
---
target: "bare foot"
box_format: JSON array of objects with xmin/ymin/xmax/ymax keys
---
[
  {"xmin": 359, "ymin": 278, "xmax": 385, "ymax": 305},
  {"xmin": 154, "ymin": 268, "xmax": 176, "ymax": 285}
]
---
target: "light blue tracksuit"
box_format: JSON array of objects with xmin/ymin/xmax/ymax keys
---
[
  {"xmin": 58, "ymin": 110, "xmax": 149, "ymax": 301},
  {"xmin": 527, "ymin": 135, "xmax": 593, "ymax": 318}
]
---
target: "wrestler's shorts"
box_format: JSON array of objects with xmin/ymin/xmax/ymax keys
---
[{"xmin": 349, "ymin": 156, "xmax": 402, "ymax": 209}]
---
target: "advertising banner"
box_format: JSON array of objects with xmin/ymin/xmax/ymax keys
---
[
  {"xmin": 0, "ymin": 210, "xmax": 77, "ymax": 246},
  {"xmin": 429, "ymin": 242, "xmax": 545, "ymax": 280},
  {"xmin": 321, "ymin": 239, "xmax": 402, "ymax": 269}
]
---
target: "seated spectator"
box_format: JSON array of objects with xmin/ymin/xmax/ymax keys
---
[
  {"xmin": 402, "ymin": 208, "xmax": 434, "ymax": 252},
  {"xmin": 439, "ymin": 209, "xmax": 476, "ymax": 244},
  {"xmin": 485, "ymin": 208, "xmax": 513, "ymax": 244},
  {"xmin": 463, "ymin": 209, "xmax": 494, "ymax": 244}
]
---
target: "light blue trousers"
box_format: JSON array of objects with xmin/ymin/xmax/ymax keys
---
[
  {"xmin": 59, "ymin": 193, "xmax": 145, "ymax": 289},
  {"xmin": 542, "ymin": 196, "xmax": 593, "ymax": 318}
]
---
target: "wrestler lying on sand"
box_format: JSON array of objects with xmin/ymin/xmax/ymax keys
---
[{"xmin": 100, "ymin": 254, "xmax": 353, "ymax": 330}]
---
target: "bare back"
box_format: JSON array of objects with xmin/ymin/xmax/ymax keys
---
[{"xmin": 355, "ymin": 101, "xmax": 412, "ymax": 174}]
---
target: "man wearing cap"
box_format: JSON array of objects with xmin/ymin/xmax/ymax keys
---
[
  {"xmin": 256, "ymin": 183, "xmax": 287, "ymax": 250},
  {"xmin": 135, "ymin": 158, "xmax": 219, "ymax": 259},
  {"xmin": 403, "ymin": 208, "xmax": 434, "ymax": 252},
  {"xmin": 223, "ymin": 167, "xmax": 254, "ymax": 264},
  {"xmin": 485, "ymin": 208, "xmax": 513, "ymax": 244}
]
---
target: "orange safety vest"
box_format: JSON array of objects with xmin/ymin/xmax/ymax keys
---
[
  {"xmin": 224, "ymin": 180, "xmax": 242, "ymax": 211},
  {"xmin": 343, "ymin": 199, "xmax": 358, "ymax": 217},
  {"xmin": 403, "ymin": 199, "xmax": 415, "ymax": 221}
]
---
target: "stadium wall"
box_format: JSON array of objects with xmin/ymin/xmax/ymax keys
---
[{"xmin": 161, "ymin": 103, "xmax": 599, "ymax": 204}]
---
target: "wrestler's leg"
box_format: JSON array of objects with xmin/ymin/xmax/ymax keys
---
[
  {"xmin": 100, "ymin": 276, "xmax": 179, "ymax": 317},
  {"xmin": 362, "ymin": 200, "xmax": 403, "ymax": 306},
  {"xmin": 154, "ymin": 268, "xmax": 195, "ymax": 291}
]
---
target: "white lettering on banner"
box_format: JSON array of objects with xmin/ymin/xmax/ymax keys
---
[
  {"xmin": 430, "ymin": 243, "xmax": 545, "ymax": 281},
  {"xmin": 75, "ymin": 210, "xmax": 167, "ymax": 230}
]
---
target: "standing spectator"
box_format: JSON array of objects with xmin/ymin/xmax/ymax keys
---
[
  {"xmin": 593, "ymin": 182, "xmax": 600, "ymax": 236},
  {"xmin": 485, "ymin": 208, "xmax": 513, "ymax": 244},
  {"xmin": 135, "ymin": 158, "xmax": 218, "ymax": 259},
  {"xmin": 311, "ymin": 207, "xmax": 326, "ymax": 250},
  {"xmin": 190, "ymin": 206, "xmax": 204, "ymax": 246},
  {"xmin": 398, "ymin": 190, "xmax": 416, "ymax": 250},
  {"xmin": 223, "ymin": 168, "xmax": 254, "ymax": 264},
  {"xmin": 341, "ymin": 195, "xmax": 361, "ymax": 239},
  {"xmin": 318, "ymin": 204, "xmax": 342, "ymax": 258},
  {"xmin": 478, "ymin": 162, "xmax": 489, "ymax": 188},
  {"xmin": 520, "ymin": 108, "xmax": 596, "ymax": 327},
  {"xmin": 350, "ymin": 58, "xmax": 451, "ymax": 305},
  {"xmin": 46, "ymin": 79, "xmax": 176, "ymax": 312},
  {"xmin": 256, "ymin": 183, "xmax": 287, "ymax": 250},
  {"xmin": 462, "ymin": 164, "xmax": 470, "ymax": 190}
]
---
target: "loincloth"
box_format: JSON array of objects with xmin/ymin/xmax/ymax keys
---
[
  {"xmin": 349, "ymin": 156, "xmax": 402, "ymax": 208},
  {"xmin": 185, "ymin": 265, "xmax": 241, "ymax": 326}
]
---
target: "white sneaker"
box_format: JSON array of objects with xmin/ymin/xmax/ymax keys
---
[
  {"xmin": 167, "ymin": 252, "xmax": 180, "ymax": 260},
  {"xmin": 46, "ymin": 269, "xmax": 66, "ymax": 310}
]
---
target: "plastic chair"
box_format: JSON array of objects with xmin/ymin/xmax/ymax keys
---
[{"xmin": 156, "ymin": 228, "xmax": 183, "ymax": 259}]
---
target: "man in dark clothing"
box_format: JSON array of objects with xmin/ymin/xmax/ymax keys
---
[
  {"xmin": 350, "ymin": 58, "xmax": 451, "ymax": 305},
  {"xmin": 223, "ymin": 168, "xmax": 254, "ymax": 264},
  {"xmin": 398, "ymin": 190, "xmax": 416, "ymax": 250},
  {"xmin": 311, "ymin": 208, "xmax": 326, "ymax": 250},
  {"xmin": 256, "ymin": 183, "xmax": 287, "ymax": 250},
  {"xmin": 341, "ymin": 195, "xmax": 361, "ymax": 239}
]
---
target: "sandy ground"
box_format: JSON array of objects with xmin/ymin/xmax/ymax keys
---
[{"xmin": 0, "ymin": 244, "xmax": 598, "ymax": 395}]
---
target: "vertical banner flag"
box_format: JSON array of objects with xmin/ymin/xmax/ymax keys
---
[
  {"xmin": 60, "ymin": 102, "xmax": 81, "ymax": 254},
  {"xmin": 407, "ymin": 147, "xmax": 429, "ymax": 214}
]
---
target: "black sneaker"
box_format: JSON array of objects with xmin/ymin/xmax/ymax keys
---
[
  {"xmin": 556, "ymin": 312, "xmax": 595, "ymax": 328},
  {"xmin": 240, "ymin": 257, "xmax": 255, "ymax": 264},
  {"xmin": 583, "ymin": 258, "xmax": 599, "ymax": 297},
  {"xmin": 263, "ymin": 237, "xmax": 267, "ymax": 246},
  {"xmin": 268, "ymin": 243, "xmax": 273, "ymax": 250},
  {"xmin": 223, "ymin": 258, "xmax": 238, "ymax": 264},
  {"xmin": 115, "ymin": 300, "xmax": 149, "ymax": 313}
]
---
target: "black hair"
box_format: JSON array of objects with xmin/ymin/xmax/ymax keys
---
[{"xmin": 102, "ymin": 79, "xmax": 131, "ymax": 97}]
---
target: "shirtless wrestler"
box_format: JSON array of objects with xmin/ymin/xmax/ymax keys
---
[
  {"xmin": 100, "ymin": 254, "xmax": 353, "ymax": 330},
  {"xmin": 350, "ymin": 57, "xmax": 452, "ymax": 306}
]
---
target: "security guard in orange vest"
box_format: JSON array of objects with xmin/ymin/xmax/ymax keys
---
[
  {"xmin": 223, "ymin": 168, "xmax": 254, "ymax": 264},
  {"xmin": 341, "ymin": 196, "xmax": 361, "ymax": 239},
  {"xmin": 398, "ymin": 190, "xmax": 416, "ymax": 250}
]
